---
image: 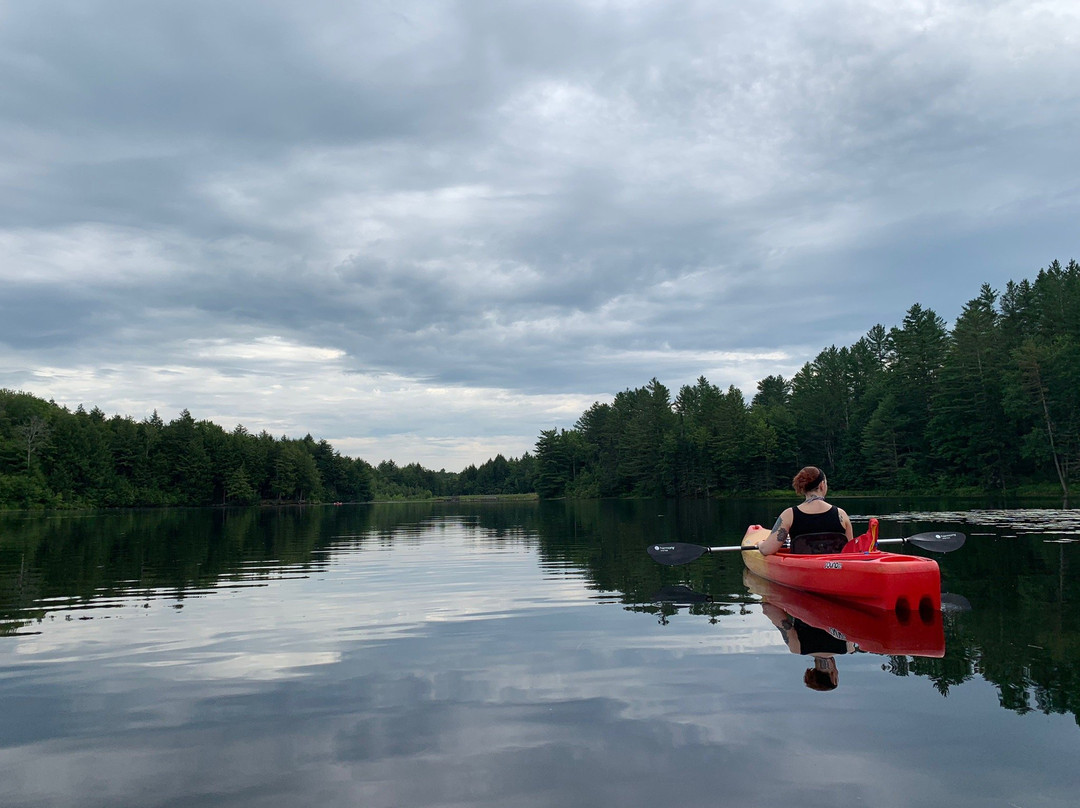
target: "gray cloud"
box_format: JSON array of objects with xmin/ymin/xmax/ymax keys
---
[{"xmin": 2, "ymin": 1, "xmax": 1079, "ymax": 467}]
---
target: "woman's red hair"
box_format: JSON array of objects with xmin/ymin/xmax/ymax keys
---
[
  {"xmin": 792, "ymin": 466, "xmax": 825, "ymax": 495},
  {"xmin": 804, "ymin": 666, "xmax": 837, "ymax": 691}
]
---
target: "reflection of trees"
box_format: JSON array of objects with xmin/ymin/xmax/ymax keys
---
[
  {"xmin": 5, "ymin": 501, "xmax": 1080, "ymax": 727},
  {"xmin": 0, "ymin": 507, "xmax": 339, "ymax": 635},
  {"xmin": 889, "ymin": 535, "xmax": 1080, "ymax": 724},
  {"xmin": 0, "ymin": 501, "xmax": 554, "ymax": 635},
  {"xmin": 532, "ymin": 499, "xmax": 759, "ymax": 606},
  {"xmin": 628, "ymin": 584, "xmax": 739, "ymax": 625},
  {"xmin": 881, "ymin": 632, "xmax": 976, "ymax": 697},
  {"xmin": 884, "ymin": 607, "xmax": 1080, "ymax": 725}
]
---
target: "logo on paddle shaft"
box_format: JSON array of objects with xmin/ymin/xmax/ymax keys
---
[{"xmin": 823, "ymin": 561, "xmax": 843, "ymax": 570}]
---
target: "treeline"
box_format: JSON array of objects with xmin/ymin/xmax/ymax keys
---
[
  {"xmin": 0, "ymin": 394, "xmax": 536, "ymax": 509},
  {"xmin": 371, "ymin": 455, "xmax": 536, "ymax": 500},
  {"xmin": 535, "ymin": 259, "xmax": 1080, "ymax": 498},
  {"xmin": 6, "ymin": 257, "xmax": 1077, "ymax": 508}
]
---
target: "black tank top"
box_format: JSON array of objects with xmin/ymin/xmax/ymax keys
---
[
  {"xmin": 792, "ymin": 618, "xmax": 849, "ymax": 655},
  {"xmin": 789, "ymin": 504, "xmax": 844, "ymax": 537}
]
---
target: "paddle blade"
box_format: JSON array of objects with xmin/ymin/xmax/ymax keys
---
[
  {"xmin": 876, "ymin": 531, "xmax": 966, "ymax": 553},
  {"xmin": 907, "ymin": 531, "xmax": 966, "ymax": 553},
  {"xmin": 647, "ymin": 542, "xmax": 708, "ymax": 566}
]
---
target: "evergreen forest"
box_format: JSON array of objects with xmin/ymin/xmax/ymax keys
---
[
  {"xmin": 3, "ymin": 259, "xmax": 1078, "ymax": 509},
  {"xmin": 533, "ymin": 259, "xmax": 1080, "ymax": 499},
  {"xmin": 0, "ymin": 398, "xmax": 536, "ymax": 509}
]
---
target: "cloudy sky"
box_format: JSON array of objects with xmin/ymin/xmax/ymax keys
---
[{"xmin": 2, "ymin": 1, "xmax": 1078, "ymax": 470}]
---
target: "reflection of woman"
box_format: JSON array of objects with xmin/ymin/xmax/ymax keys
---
[
  {"xmin": 761, "ymin": 601, "xmax": 855, "ymax": 691},
  {"xmin": 755, "ymin": 466, "xmax": 854, "ymax": 556}
]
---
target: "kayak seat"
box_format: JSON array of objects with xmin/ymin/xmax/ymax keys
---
[{"xmin": 788, "ymin": 532, "xmax": 849, "ymax": 555}]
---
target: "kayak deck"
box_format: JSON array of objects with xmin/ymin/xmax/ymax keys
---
[{"xmin": 741, "ymin": 525, "xmax": 941, "ymax": 613}]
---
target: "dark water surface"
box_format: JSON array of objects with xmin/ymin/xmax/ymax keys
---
[{"xmin": 2, "ymin": 498, "xmax": 1079, "ymax": 807}]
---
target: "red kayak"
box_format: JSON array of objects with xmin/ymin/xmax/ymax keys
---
[{"xmin": 741, "ymin": 524, "xmax": 942, "ymax": 613}]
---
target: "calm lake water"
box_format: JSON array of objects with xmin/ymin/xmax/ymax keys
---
[{"xmin": 2, "ymin": 498, "xmax": 1079, "ymax": 808}]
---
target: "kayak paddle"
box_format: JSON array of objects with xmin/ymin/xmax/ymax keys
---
[{"xmin": 648, "ymin": 530, "xmax": 966, "ymax": 566}]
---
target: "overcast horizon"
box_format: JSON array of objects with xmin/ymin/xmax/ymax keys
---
[{"xmin": 2, "ymin": 1, "xmax": 1078, "ymax": 471}]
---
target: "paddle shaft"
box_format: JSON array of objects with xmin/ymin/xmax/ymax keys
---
[
  {"xmin": 706, "ymin": 533, "xmax": 960, "ymax": 552},
  {"xmin": 648, "ymin": 530, "xmax": 965, "ymax": 566}
]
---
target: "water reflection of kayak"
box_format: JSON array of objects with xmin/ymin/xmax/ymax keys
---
[
  {"xmin": 741, "ymin": 525, "xmax": 942, "ymax": 614},
  {"xmin": 744, "ymin": 569, "xmax": 945, "ymax": 658}
]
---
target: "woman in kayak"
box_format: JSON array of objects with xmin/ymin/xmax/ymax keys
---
[{"xmin": 754, "ymin": 466, "xmax": 853, "ymax": 556}]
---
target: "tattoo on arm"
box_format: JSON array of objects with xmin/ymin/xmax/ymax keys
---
[{"xmin": 769, "ymin": 514, "xmax": 789, "ymax": 547}]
